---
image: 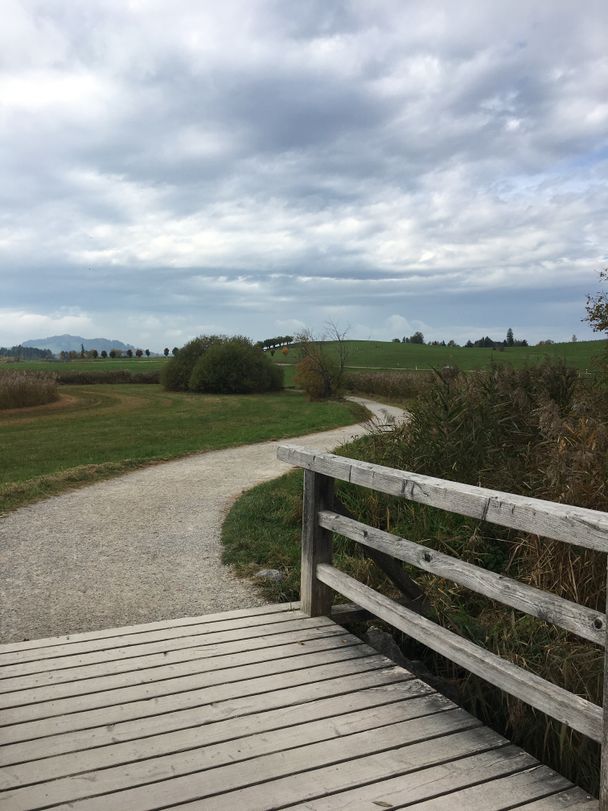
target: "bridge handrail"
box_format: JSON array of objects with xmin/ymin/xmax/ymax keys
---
[{"xmin": 277, "ymin": 443, "xmax": 608, "ymax": 806}]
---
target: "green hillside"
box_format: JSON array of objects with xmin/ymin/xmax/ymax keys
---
[{"xmin": 275, "ymin": 339, "xmax": 605, "ymax": 372}]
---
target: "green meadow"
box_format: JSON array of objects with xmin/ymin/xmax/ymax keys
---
[
  {"xmin": 275, "ymin": 338, "xmax": 604, "ymax": 372},
  {"xmin": 0, "ymin": 386, "xmax": 365, "ymax": 513}
]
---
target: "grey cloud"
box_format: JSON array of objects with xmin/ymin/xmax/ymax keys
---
[{"xmin": 0, "ymin": 0, "xmax": 606, "ymax": 347}]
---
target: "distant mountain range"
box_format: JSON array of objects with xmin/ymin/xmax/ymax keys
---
[{"xmin": 22, "ymin": 334, "xmax": 136, "ymax": 354}]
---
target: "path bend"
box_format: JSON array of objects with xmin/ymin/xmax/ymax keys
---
[{"xmin": 0, "ymin": 398, "xmax": 405, "ymax": 643}]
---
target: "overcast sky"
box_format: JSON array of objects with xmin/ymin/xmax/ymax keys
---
[{"xmin": 1, "ymin": 0, "xmax": 607, "ymax": 350}]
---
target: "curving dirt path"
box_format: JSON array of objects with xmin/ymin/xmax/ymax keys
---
[{"xmin": 0, "ymin": 398, "xmax": 405, "ymax": 643}]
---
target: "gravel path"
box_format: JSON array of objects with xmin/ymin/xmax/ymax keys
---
[{"xmin": 0, "ymin": 398, "xmax": 405, "ymax": 643}]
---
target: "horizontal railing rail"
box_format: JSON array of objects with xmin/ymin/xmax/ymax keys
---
[
  {"xmin": 277, "ymin": 444, "xmax": 608, "ymax": 552},
  {"xmin": 277, "ymin": 443, "xmax": 608, "ymax": 807}
]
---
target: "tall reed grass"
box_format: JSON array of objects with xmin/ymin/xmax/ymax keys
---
[
  {"xmin": 340, "ymin": 361, "xmax": 607, "ymax": 793},
  {"xmin": 0, "ymin": 370, "xmax": 59, "ymax": 409},
  {"xmin": 345, "ymin": 369, "xmax": 433, "ymax": 403}
]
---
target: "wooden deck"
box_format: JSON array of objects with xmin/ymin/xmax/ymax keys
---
[{"xmin": 0, "ymin": 603, "xmax": 597, "ymax": 810}]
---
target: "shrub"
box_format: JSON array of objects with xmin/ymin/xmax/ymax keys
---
[
  {"xmin": 160, "ymin": 335, "xmax": 225, "ymax": 391},
  {"xmin": 293, "ymin": 325, "xmax": 348, "ymax": 400},
  {"xmin": 162, "ymin": 335, "xmax": 282, "ymax": 394},
  {"xmin": 0, "ymin": 371, "xmax": 58, "ymax": 409}
]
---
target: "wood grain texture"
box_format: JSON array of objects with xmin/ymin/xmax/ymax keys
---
[
  {"xmin": 317, "ymin": 564, "xmax": 603, "ymax": 741},
  {"xmin": 320, "ymin": 510, "xmax": 605, "ymax": 644},
  {"xmin": 301, "ymin": 470, "xmax": 334, "ymax": 616},
  {"xmin": 278, "ymin": 444, "xmax": 608, "ymax": 552}
]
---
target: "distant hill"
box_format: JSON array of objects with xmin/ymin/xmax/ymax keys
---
[{"xmin": 22, "ymin": 335, "xmax": 135, "ymax": 355}]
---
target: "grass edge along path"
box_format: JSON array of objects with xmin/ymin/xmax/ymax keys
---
[{"xmin": 0, "ymin": 389, "xmax": 368, "ymax": 515}]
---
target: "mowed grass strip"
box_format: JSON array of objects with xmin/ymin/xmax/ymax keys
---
[
  {"xmin": 0, "ymin": 357, "xmax": 167, "ymax": 373},
  {"xmin": 0, "ymin": 385, "xmax": 366, "ymax": 513}
]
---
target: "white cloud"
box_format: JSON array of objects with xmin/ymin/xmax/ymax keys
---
[{"xmin": 0, "ymin": 0, "xmax": 606, "ymax": 347}]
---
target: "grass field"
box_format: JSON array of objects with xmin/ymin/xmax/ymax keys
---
[
  {"xmin": 4, "ymin": 338, "xmax": 605, "ymax": 378},
  {"xmin": 0, "ymin": 357, "xmax": 167, "ymax": 373},
  {"xmin": 0, "ymin": 385, "xmax": 365, "ymax": 513},
  {"xmin": 275, "ymin": 338, "xmax": 605, "ymax": 372}
]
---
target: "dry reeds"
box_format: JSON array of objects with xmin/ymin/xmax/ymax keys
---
[
  {"xmin": 340, "ymin": 361, "xmax": 607, "ymax": 793},
  {"xmin": 345, "ymin": 369, "xmax": 433, "ymax": 403},
  {"xmin": 0, "ymin": 370, "xmax": 58, "ymax": 409}
]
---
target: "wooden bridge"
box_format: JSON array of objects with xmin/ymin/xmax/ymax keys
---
[{"xmin": 1, "ymin": 445, "xmax": 606, "ymax": 809}]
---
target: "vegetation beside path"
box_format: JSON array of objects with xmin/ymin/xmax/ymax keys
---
[
  {"xmin": 0, "ymin": 385, "xmax": 366, "ymax": 514},
  {"xmin": 222, "ymin": 360, "xmax": 607, "ymax": 795}
]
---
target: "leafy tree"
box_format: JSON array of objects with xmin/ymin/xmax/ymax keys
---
[
  {"xmin": 135, "ymin": 349, "xmax": 143, "ymax": 358},
  {"xmin": 163, "ymin": 347, "xmax": 170, "ymax": 357},
  {"xmin": 100, "ymin": 350, "xmax": 108, "ymax": 359},
  {"xmin": 126, "ymin": 349, "xmax": 133, "ymax": 358},
  {"xmin": 145, "ymin": 349, "xmax": 150, "ymax": 357},
  {"xmin": 109, "ymin": 349, "xmax": 117, "ymax": 359},
  {"xmin": 90, "ymin": 349, "xmax": 98, "ymax": 358},
  {"xmin": 172, "ymin": 347, "xmax": 179, "ymax": 356},
  {"xmin": 586, "ymin": 269, "xmax": 608, "ymax": 335},
  {"xmin": 409, "ymin": 331, "xmax": 425, "ymax": 344},
  {"xmin": 506, "ymin": 327, "xmax": 514, "ymax": 347}
]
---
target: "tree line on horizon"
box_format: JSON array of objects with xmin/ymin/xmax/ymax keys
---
[{"xmin": 391, "ymin": 327, "xmax": 582, "ymax": 349}]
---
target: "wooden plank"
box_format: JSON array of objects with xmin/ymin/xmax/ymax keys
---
[
  {"xmin": 286, "ymin": 745, "xmax": 539, "ymax": 810},
  {"xmin": 0, "ymin": 633, "xmax": 356, "ymax": 706},
  {"xmin": 320, "ymin": 511, "xmax": 606, "ymax": 645},
  {"xmin": 1, "ymin": 654, "xmax": 398, "ymax": 744},
  {"xmin": 301, "ymin": 469, "xmax": 334, "ymax": 616},
  {"xmin": 317, "ymin": 564, "xmax": 603, "ymax": 741},
  {"xmin": 0, "ymin": 624, "xmax": 350, "ymax": 694},
  {"xmin": 0, "ymin": 607, "xmax": 307, "ymax": 666},
  {"xmin": 0, "ymin": 678, "xmax": 439, "ymax": 788},
  {"xmin": 0, "ymin": 644, "xmax": 373, "ymax": 724},
  {"xmin": 0, "ymin": 693, "xmax": 454, "ymax": 807},
  {"xmin": 33, "ymin": 708, "xmax": 484, "ymax": 810},
  {"xmin": 278, "ymin": 445, "xmax": 608, "ymax": 552},
  {"xmin": 518, "ymin": 788, "xmax": 599, "ymax": 808},
  {"xmin": 405, "ymin": 766, "xmax": 574, "ymax": 809},
  {"xmin": 165, "ymin": 726, "xmax": 509, "ymax": 811},
  {"xmin": 0, "ymin": 602, "xmax": 300, "ymax": 655},
  {"xmin": 0, "ymin": 616, "xmax": 337, "ymax": 679},
  {"xmin": 0, "ymin": 667, "xmax": 416, "ymax": 765}
]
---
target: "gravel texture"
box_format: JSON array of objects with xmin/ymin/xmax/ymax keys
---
[{"xmin": 0, "ymin": 398, "xmax": 405, "ymax": 643}]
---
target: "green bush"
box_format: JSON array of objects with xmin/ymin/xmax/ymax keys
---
[
  {"xmin": 163, "ymin": 335, "xmax": 283, "ymax": 394},
  {"xmin": 160, "ymin": 335, "xmax": 225, "ymax": 391},
  {"xmin": 0, "ymin": 370, "xmax": 58, "ymax": 409}
]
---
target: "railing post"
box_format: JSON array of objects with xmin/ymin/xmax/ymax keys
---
[
  {"xmin": 301, "ymin": 469, "xmax": 334, "ymax": 617},
  {"xmin": 601, "ymin": 561, "xmax": 608, "ymax": 809}
]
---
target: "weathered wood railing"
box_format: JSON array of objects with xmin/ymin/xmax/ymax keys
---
[{"xmin": 277, "ymin": 443, "xmax": 608, "ymax": 807}]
